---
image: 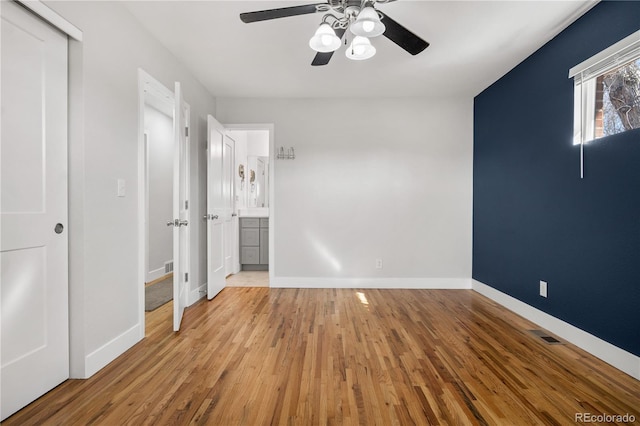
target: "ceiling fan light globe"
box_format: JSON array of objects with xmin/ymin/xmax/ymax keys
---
[
  {"xmin": 362, "ymin": 21, "xmax": 375, "ymax": 33},
  {"xmin": 350, "ymin": 7, "xmax": 385, "ymax": 37},
  {"xmin": 346, "ymin": 36, "xmax": 376, "ymax": 60},
  {"xmin": 321, "ymin": 34, "xmax": 334, "ymax": 46},
  {"xmin": 309, "ymin": 23, "xmax": 341, "ymax": 52}
]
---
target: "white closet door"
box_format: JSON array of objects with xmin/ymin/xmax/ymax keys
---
[{"xmin": 1, "ymin": 1, "xmax": 69, "ymax": 420}]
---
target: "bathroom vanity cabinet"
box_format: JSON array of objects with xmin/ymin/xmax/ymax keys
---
[{"xmin": 240, "ymin": 217, "xmax": 268, "ymax": 270}]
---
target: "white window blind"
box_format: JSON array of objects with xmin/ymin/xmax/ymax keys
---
[{"xmin": 569, "ymin": 28, "xmax": 640, "ymax": 82}]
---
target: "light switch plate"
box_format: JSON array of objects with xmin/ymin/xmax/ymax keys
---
[{"xmin": 117, "ymin": 179, "xmax": 126, "ymax": 197}]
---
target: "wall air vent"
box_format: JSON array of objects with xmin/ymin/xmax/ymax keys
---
[{"xmin": 164, "ymin": 261, "xmax": 174, "ymax": 274}]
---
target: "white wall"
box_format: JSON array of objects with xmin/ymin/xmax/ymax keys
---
[
  {"xmin": 247, "ymin": 130, "xmax": 269, "ymax": 157},
  {"xmin": 46, "ymin": 1, "xmax": 216, "ymax": 378},
  {"xmin": 216, "ymin": 98, "xmax": 473, "ymax": 286},
  {"xmin": 145, "ymin": 105, "xmax": 172, "ymax": 279}
]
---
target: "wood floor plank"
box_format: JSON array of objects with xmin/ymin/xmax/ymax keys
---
[{"xmin": 3, "ymin": 288, "xmax": 639, "ymax": 425}]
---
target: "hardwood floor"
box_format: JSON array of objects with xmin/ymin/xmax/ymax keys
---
[{"xmin": 4, "ymin": 288, "xmax": 638, "ymax": 425}]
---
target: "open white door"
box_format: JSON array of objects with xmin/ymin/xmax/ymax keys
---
[
  {"xmin": 223, "ymin": 135, "xmax": 236, "ymax": 275},
  {"xmin": 1, "ymin": 2, "xmax": 69, "ymax": 419},
  {"xmin": 171, "ymin": 82, "xmax": 190, "ymax": 331},
  {"xmin": 206, "ymin": 115, "xmax": 226, "ymax": 299}
]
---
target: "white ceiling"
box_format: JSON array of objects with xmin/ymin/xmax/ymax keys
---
[{"xmin": 123, "ymin": 0, "xmax": 597, "ymax": 98}]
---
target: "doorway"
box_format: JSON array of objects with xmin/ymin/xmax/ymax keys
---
[
  {"xmin": 138, "ymin": 71, "xmax": 175, "ymax": 330},
  {"xmin": 224, "ymin": 125, "xmax": 274, "ymax": 287}
]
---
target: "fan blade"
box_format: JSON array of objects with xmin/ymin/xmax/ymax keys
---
[
  {"xmin": 311, "ymin": 28, "xmax": 346, "ymax": 66},
  {"xmin": 240, "ymin": 3, "xmax": 326, "ymax": 23},
  {"xmin": 379, "ymin": 12, "xmax": 429, "ymax": 55}
]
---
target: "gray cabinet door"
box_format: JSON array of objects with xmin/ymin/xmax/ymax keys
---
[
  {"xmin": 240, "ymin": 228, "xmax": 260, "ymax": 246},
  {"xmin": 240, "ymin": 218, "xmax": 260, "ymax": 228},
  {"xmin": 239, "ymin": 217, "xmax": 269, "ymax": 269},
  {"xmin": 259, "ymin": 228, "xmax": 269, "ymax": 264},
  {"xmin": 241, "ymin": 247, "xmax": 260, "ymax": 265}
]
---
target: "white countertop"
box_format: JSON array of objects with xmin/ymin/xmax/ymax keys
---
[{"xmin": 238, "ymin": 208, "xmax": 269, "ymax": 218}]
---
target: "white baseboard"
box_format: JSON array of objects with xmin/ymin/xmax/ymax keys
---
[
  {"xmin": 472, "ymin": 279, "xmax": 639, "ymax": 380},
  {"xmin": 188, "ymin": 283, "xmax": 207, "ymax": 306},
  {"xmin": 270, "ymin": 277, "xmax": 472, "ymax": 289},
  {"xmin": 146, "ymin": 266, "xmax": 166, "ymax": 283},
  {"xmin": 84, "ymin": 323, "xmax": 142, "ymax": 379}
]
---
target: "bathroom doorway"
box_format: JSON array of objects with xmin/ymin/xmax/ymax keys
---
[{"xmin": 224, "ymin": 124, "xmax": 274, "ymax": 287}]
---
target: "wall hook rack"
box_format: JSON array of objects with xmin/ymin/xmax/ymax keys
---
[{"xmin": 277, "ymin": 146, "xmax": 295, "ymax": 160}]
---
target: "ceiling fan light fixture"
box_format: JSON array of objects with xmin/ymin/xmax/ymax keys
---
[
  {"xmin": 309, "ymin": 23, "xmax": 341, "ymax": 52},
  {"xmin": 346, "ymin": 36, "xmax": 376, "ymax": 60},
  {"xmin": 350, "ymin": 6, "xmax": 385, "ymax": 38}
]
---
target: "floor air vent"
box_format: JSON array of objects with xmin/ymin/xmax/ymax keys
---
[
  {"xmin": 164, "ymin": 261, "xmax": 174, "ymax": 274},
  {"xmin": 529, "ymin": 329, "xmax": 564, "ymax": 345}
]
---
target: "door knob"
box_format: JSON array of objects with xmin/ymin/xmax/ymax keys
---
[
  {"xmin": 179, "ymin": 220, "xmax": 189, "ymax": 227},
  {"xmin": 54, "ymin": 223, "xmax": 64, "ymax": 234},
  {"xmin": 167, "ymin": 220, "xmax": 176, "ymax": 227}
]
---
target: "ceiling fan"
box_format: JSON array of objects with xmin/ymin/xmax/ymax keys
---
[{"xmin": 240, "ymin": 0, "xmax": 429, "ymax": 66}]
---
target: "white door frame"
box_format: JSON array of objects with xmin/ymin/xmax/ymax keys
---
[
  {"xmin": 222, "ymin": 124, "xmax": 275, "ymax": 284},
  {"xmin": 16, "ymin": 0, "xmax": 82, "ymax": 41}
]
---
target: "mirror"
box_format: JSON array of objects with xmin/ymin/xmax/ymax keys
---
[
  {"xmin": 229, "ymin": 128, "xmax": 270, "ymax": 213},
  {"xmin": 247, "ymin": 155, "xmax": 268, "ymax": 208}
]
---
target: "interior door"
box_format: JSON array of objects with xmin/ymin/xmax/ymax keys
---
[
  {"xmin": 171, "ymin": 82, "xmax": 190, "ymax": 331},
  {"xmin": 223, "ymin": 135, "xmax": 236, "ymax": 275},
  {"xmin": 206, "ymin": 115, "xmax": 226, "ymax": 299},
  {"xmin": 1, "ymin": 2, "xmax": 69, "ymax": 420}
]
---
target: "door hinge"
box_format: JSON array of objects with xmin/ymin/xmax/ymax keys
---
[
  {"xmin": 185, "ymin": 127, "xmax": 189, "ymax": 137},
  {"xmin": 185, "ymin": 272, "xmax": 189, "ymax": 282},
  {"xmin": 185, "ymin": 200, "xmax": 189, "ymax": 209}
]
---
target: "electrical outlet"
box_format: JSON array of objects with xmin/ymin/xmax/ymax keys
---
[
  {"xmin": 375, "ymin": 259, "xmax": 383, "ymax": 269},
  {"xmin": 540, "ymin": 280, "xmax": 548, "ymax": 298}
]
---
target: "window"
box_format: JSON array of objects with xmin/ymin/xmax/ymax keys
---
[{"xmin": 570, "ymin": 29, "xmax": 640, "ymax": 144}]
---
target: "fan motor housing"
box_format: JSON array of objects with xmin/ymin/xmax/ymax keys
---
[{"xmin": 329, "ymin": 0, "xmax": 363, "ymax": 15}]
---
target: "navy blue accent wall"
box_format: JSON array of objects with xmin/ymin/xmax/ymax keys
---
[{"xmin": 473, "ymin": 1, "xmax": 640, "ymax": 356}]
